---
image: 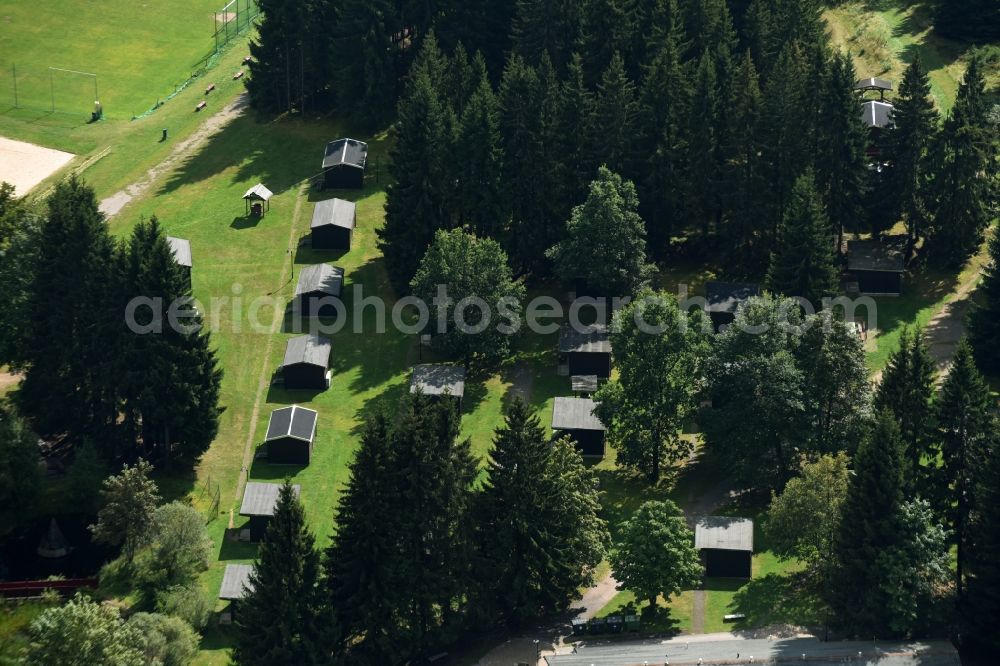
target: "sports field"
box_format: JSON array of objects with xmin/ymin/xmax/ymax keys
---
[{"xmin": 0, "ymin": 0, "xmax": 236, "ymax": 119}]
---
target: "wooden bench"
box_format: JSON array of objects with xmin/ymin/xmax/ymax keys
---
[
  {"xmin": 723, "ymin": 613, "xmax": 746, "ymax": 622},
  {"xmin": 205, "ymin": 83, "xmax": 216, "ymax": 94},
  {"xmin": 233, "ymin": 70, "xmax": 244, "ymax": 80},
  {"xmin": 195, "ymin": 101, "xmax": 207, "ymax": 112}
]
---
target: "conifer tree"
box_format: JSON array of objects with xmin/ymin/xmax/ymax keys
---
[
  {"xmin": 476, "ymin": 399, "xmax": 608, "ymax": 626},
  {"xmin": 331, "ymin": 0, "xmax": 399, "ymax": 127},
  {"xmin": 20, "ymin": 179, "xmax": 118, "ymax": 444},
  {"xmin": 970, "ymin": 228, "xmax": 1000, "ymax": 374},
  {"xmin": 816, "ymin": 52, "xmax": 868, "ymax": 250},
  {"xmin": 935, "ymin": 340, "xmax": 992, "ymax": 596},
  {"xmin": 453, "ymin": 77, "xmax": 505, "ymax": 239},
  {"xmin": 579, "ymin": 0, "xmax": 631, "ymax": 86},
  {"xmin": 829, "ymin": 413, "xmax": 906, "ymax": 636},
  {"xmin": 743, "ymin": 0, "xmax": 777, "ymax": 74},
  {"xmin": 934, "ymin": 0, "xmax": 1000, "ymax": 42},
  {"xmin": 927, "ymin": 57, "xmax": 991, "ymax": 268},
  {"xmin": 379, "ymin": 67, "xmax": 448, "ymax": 293},
  {"xmin": 383, "ymin": 394, "xmax": 477, "ymax": 653},
  {"xmin": 720, "ymin": 50, "xmax": 763, "ymax": 264},
  {"xmin": 687, "ymin": 52, "xmax": 721, "ymax": 238},
  {"xmin": 511, "ymin": 0, "xmax": 582, "ymax": 73},
  {"xmin": 325, "ymin": 411, "xmax": 401, "ymax": 662},
  {"xmin": 884, "ymin": 56, "xmax": 938, "ymax": 249},
  {"xmin": 245, "ymin": 0, "xmax": 312, "ymax": 113},
  {"xmin": 639, "ymin": 37, "xmax": 690, "ymax": 257},
  {"xmin": 554, "ymin": 54, "xmax": 596, "ymax": 220},
  {"xmin": 765, "ymin": 170, "xmax": 839, "ymax": 306},
  {"xmin": 874, "ymin": 327, "xmax": 936, "ymax": 493},
  {"xmin": 234, "ymin": 481, "xmax": 327, "ymax": 665},
  {"xmin": 967, "ymin": 427, "xmax": 1000, "ymax": 647},
  {"xmin": 499, "ymin": 55, "xmax": 559, "ymax": 274},
  {"xmin": 590, "ymin": 53, "xmax": 639, "ymax": 182}
]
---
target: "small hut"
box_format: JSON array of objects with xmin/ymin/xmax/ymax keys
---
[
  {"xmin": 294, "ymin": 264, "xmax": 345, "ymax": 318},
  {"xmin": 243, "ymin": 183, "xmax": 273, "ymax": 216},
  {"xmin": 704, "ymin": 281, "xmax": 760, "ymax": 332},
  {"xmin": 264, "ymin": 405, "xmax": 318, "ymax": 465},
  {"xmin": 218, "ymin": 563, "xmax": 254, "ymax": 623},
  {"xmin": 239, "ymin": 482, "xmax": 301, "ymax": 541},
  {"xmin": 854, "ymin": 77, "xmax": 892, "ymax": 101},
  {"xmin": 552, "ymin": 396, "xmax": 606, "ymax": 458},
  {"xmin": 695, "ymin": 516, "xmax": 754, "ymax": 578},
  {"xmin": 322, "ymin": 138, "xmax": 367, "ymax": 189},
  {"xmin": 558, "ymin": 324, "xmax": 612, "ymax": 378},
  {"xmin": 310, "ymin": 198, "xmax": 356, "ymax": 251},
  {"xmin": 166, "ymin": 236, "xmax": 192, "ymax": 289},
  {"xmin": 280, "ymin": 334, "xmax": 332, "ymax": 390},
  {"xmin": 410, "ymin": 364, "xmax": 465, "ymax": 409},
  {"xmin": 847, "ymin": 236, "xmax": 907, "ymax": 295},
  {"xmin": 861, "ymin": 100, "xmax": 894, "ymax": 129}
]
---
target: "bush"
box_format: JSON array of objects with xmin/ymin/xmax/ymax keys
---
[
  {"xmin": 127, "ymin": 612, "xmax": 199, "ymax": 666},
  {"xmin": 136, "ymin": 502, "xmax": 211, "ymax": 595},
  {"xmin": 156, "ymin": 584, "xmax": 211, "ymax": 630}
]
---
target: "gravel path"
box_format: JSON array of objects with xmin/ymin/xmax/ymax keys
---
[{"xmin": 99, "ymin": 93, "xmax": 249, "ymax": 218}]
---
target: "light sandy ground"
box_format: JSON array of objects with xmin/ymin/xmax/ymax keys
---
[{"xmin": 0, "ymin": 136, "xmax": 74, "ymax": 196}]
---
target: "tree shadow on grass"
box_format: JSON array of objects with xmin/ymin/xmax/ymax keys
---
[
  {"xmin": 595, "ymin": 468, "xmax": 680, "ymax": 541},
  {"xmin": 218, "ymin": 533, "xmax": 257, "ymax": 562},
  {"xmin": 729, "ymin": 570, "xmax": 828, "ymax": 632}
]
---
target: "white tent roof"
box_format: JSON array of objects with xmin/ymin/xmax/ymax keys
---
[{"xmin": 243, "ymin": 183, "xmax": 274, "ymax": 201}]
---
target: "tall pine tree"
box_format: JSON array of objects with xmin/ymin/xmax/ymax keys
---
[
  {"xmin": 765, "ymin": 170, "xmax": 838, "ymax": 306},
  {"xmin": 969, "ymin": 227, "xmax": 1000, "ymax": 374},
  {"xmin": 234, "ymin": 481, "xmax": 327, "ymax": 665},
  {"xmin": 475, "ymin": 398, "xmax": 608, "ymax": 626}
]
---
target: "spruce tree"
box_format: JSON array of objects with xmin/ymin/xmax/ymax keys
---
[
  {"xmin": 388, "ymin": 394, "xmax": 477, "ymax": 653},
  {"xmin": 967, "ymin": 426, "xmax": 1000, "ymax": 647},
  {"xmin": 874, "ymin": 327, "xmax": 936, "ymax": 494},
  {"xmin": 379, "ymin": 66, "xmax": 448, "ymax": 293},
  {"xmin": 816, "ymin": 52, "xmax": 868, "ymax": 250},
  {"xmin": 499, "ymin": 55, "xmax": 559, "ymax": 274},
  {"xmin": 589, "ymin": 53, "xmax": 639, "ymax": 183},
  {"xmin": 934, "ymin": 0, "xmax": 1000, "ymax": 42},
  {"xmin": 743, "ymin": 0, "xmax": 777, "ymax": 74},
  {"xmin": 687, "ymin": 52, "xmax": 721, "ymax": 239},
  {"xmin": 511, "ymin": 0, "xmax": 582, "ymax": 72},
  {"xmin": 233, "ymin": 481, "xmax": 326, "ymax": 665},
  {"xmin": 935, "ymin": 340, "xmax": 992, "ymax": 596},
  {"xmin": 20, "ymin": 179, "xmax": 119, "ymax": 446},
  {"xmin": 554, "ymin": 54, "xmax": 596, "ymax": 220},
  {"xmin": 927, "ymin": 57, "xmax": 991, "ymax": 268},
  {"xmin": 476, "ymin": 398, "xmax": 608, "ymax": 626},
  {"xmin": 325, "ymin": 411, "xmax": 401, "ymax": 662},
  {"xmin": 884, "ymin": 56, "xmax": 938, "ymax": 249},
  {"xmin": 969, "ymin": 228, "xmax": 1000, "ymax": 373},
  {"xmin": 765, "ymin": 170, "xmax": 839, "ymax": 306},
  {"xmin": 331, "ymin": 0, "xmax": 398, "ymax": 127},
  {"xmin": 579, "ymin": 0, "xmax": 631, "ymax": 86},
  {"xmin": 719, "ymin": 50, "xmax": 763, "ymax": 265},
  {"xmin": 638, "ymin": 37, "xmax": 691, "ymax": 258},
  {"xmin": 245, "ymin": 0, "xmax": 312, "ymax": 113},
  {"xmin": 453, "ymin": 77, "xmax": 505, "ymax": 240},
  {"xmin": 829, "ymin": 412, "xmax": 906, "ymax": 636}
]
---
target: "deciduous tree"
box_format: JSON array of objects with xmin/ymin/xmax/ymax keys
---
[{"xmin": 90, "ymin": 459, "xmax": 160, "ymax": 563}]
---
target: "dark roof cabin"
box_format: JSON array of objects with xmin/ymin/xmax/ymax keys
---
[
  {"xmin": 280, "ymin": 334, "xmax": 331, "ymax": 390},
  {"xmin": 239, "ymin": 481, "xmax": 301, "ymax": 541},
  {"xmin": 218, "ymin": 563, "xmax": 254, "ymax": 602},
  {"xmin": 847, "ymin": 236, "xmax": 907, "ymax": 295},
  {"xmin": 861, "ymin": 100, "xmax": 894, "ymax": 129},
  {"xmin": 294, "ymin": 264, "xmax": 344, "ymax": 318},
  {"xmin": 167, "ymin": 236, "xmax": 192, "ymax": 289},
  {"xmin": 322, "ymin": 138, "xmax": 367, "ymax": 189},
  {"xmin": 243, "ymin": 183, "xmax": 273, "ymax": 216},
  {"xmin": 264, "ymin": 405, "xmax": 318, "ymax": 465},
  {"xmin": 410, "ymin": 364, "xmax": 466, "ymax": 409},
  {"xmin": 552, "ymin": 396, "xmax": 606, "ymax": 458},
  {"xmin": 704, "ymin": 281, "xmax": 760, "ymax": 332},
  {"xmin": 310, "ymin": 198, "xmax": 356, "ymax": 251},
  {"xmin": 695, "ymin": 516, "xmax": 753, "ymax": 578},
  {"xmin": 558, "ymin": 324, "xmax": 612, "ymax": 379}
]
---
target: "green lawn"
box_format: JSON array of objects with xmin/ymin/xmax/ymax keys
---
[
  {"xmin": 824, "ymin": 0, "xmax": 999, "ymax": 115},
  {"xmin": 0, "ymin": 599, "xmax": 55, "ymax": 662},
  {"xmin": 0, "ymin": 0, "xmax": 234, "ymax": 119}
]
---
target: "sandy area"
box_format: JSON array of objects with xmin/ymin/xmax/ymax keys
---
[{"xmin": 0, "ymin": 136, "xmax": 74, "ymax": 196}]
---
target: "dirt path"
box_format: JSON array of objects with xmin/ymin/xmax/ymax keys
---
[
  {"xmin": 869, "ymin": 261, "xmax": 983, "ymax": 385},
  {"xmin": 0, "ymin": 369, "xmax": 20, "ymax": 393},
  {"xmin": 691, "ymin": 590, "xmax": 707, "ymax": 634},
  {"xmin": 98, "ymin": 93, "xmax": 249, "ymax": 218},
  {"xmin": 573, "ymin": 574, "xmax": 620, "ymax": 622}
]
